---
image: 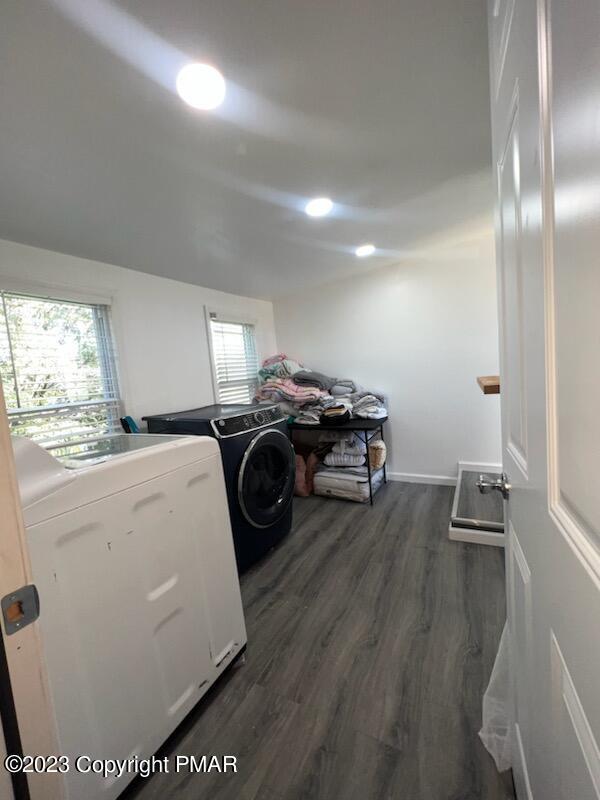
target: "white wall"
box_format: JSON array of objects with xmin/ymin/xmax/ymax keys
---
[
  {"xmin": 0, "ymin": 239, "xmax": 276, "ymax": 425},
  {"xmin": 274, "ymin": 219, "xmax": 502, "ymax": 482}
]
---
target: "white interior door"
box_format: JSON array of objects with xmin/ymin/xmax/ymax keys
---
[
  {"xmin": 488, "ymin": 1, "xmax": 600, "ymax": 798},
  {"xmin": 0, "ymin": 380, "xmax": 64, "ymax": 799}
]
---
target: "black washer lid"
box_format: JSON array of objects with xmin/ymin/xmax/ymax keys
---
[{"xmin": 143, "ymin": 403, "xmax": 268, "ymax": 422}]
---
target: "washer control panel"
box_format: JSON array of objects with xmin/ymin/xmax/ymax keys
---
[{"xmin": 214, "ymin": 405, "xmax": 284, "ymax": 437}]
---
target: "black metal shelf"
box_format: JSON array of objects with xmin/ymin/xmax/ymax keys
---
[{"xmin": 288, "ymin": 417, "xmax": 388, "ymax": 505}]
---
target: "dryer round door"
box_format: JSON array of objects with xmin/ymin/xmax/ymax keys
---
[{"xmin": 238, "ymin": 428, "xmax": 295, "ymax": 529}]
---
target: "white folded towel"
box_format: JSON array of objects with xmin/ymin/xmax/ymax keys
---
[{"xmin": 324, "ymin": 451, "xmax": 366, "ymax": 467}]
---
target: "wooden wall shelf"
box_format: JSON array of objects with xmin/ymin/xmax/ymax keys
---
[{"xmin": 477, "ymin": 375, "xmax": 500, "ymax": 395}]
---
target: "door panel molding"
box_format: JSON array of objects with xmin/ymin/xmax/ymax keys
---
[
  {"xmin": 551, "ymin": 631, "xmax": 600, "ymax": 798},
  {"xmin": 537, "ymin": 0, "xmax": 600, "ymax": 589},
  {"xmin": 497, "ymin": 83, "xmax": 529, "ymax": 479},
  {"xmin": 508, "ymin": 523, "xmax": 533, "ymax": 757},
  {"xmin": 492, "ymin": 0, "xmax": 516, "ymax": 98}
]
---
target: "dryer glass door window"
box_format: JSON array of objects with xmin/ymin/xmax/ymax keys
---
[{"xmin": 238, "ymin": 429, "xmax": 295, "ymax": 529}]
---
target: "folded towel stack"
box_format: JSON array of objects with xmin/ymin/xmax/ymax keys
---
[
  {"xmin": 257, "ymin": 353, "xmax": 304, "ymax": 385},
  {"xmin": 254, "ymin": 354, "xmax": 389, "ymax": 424},
  {"xmin": 352, "ymin": 394, "xmax": 388, "ymax": 420},
  {"xmin": 319, "ymin": 404, "xmax": 351, "ymax": 425},
  {"xmin": 293, "ymin": 408, "xmax": 321, "ymax": 425},
  {"xmin": 294, "ymin": 396, "xmax": 338, "ymax": 424},
  {"xmin": 292, "ymin": 369, "xmax": 336, "ymax": 392},
  {"xmin": 256, "ymin": 377, "xmax": 330, "ymax": 406},
  {"xmin": 330, "ymin": 379, "xmax": 362, "ymax": 396}
]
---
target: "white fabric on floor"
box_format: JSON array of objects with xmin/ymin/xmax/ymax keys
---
[{"xmin": 479, "ymin": 622, "xmax": 513, "ymax": 772}]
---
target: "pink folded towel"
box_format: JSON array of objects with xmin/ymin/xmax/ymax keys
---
[{"xmin": 255, "ymin": 377, "xmax": 329, "ymax": 406}]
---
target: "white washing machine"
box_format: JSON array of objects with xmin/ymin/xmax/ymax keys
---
[{"xmin": 12, "ymin": 433, "xmax": 247, "ymax": 800}]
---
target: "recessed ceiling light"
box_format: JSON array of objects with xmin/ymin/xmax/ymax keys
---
[
  {"xmin": 355, "ymin": 243, "xmax": 376, "ymax": 258},
  {"xmin": 305, "ymin": 197, "xmax": 333, "ymax": 218},
  {"xmin": 176, "ymin": 63, "xmax": 226, "ymax": 110}
]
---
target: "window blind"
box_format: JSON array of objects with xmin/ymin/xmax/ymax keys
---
[
  {"xmin": 0, "ymin": 291, "xmax": 121, "ymax": 448},
  {"xmin": 209, "ymin": 318, "xmax": 259, "ymax": 404}
]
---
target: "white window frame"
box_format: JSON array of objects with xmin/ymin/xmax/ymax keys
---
[
  {"xmin": 205, "ymin": 306, "xmax": 260, "ymax": 405},
  {"xmin": 0, "ymin": 275, "xmax": 113, "ymax": 308},
  {"xmin": 0, "ymin": 285, "xmax": 123, "ymax": 448}
]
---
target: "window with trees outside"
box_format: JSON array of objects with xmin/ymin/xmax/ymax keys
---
[
  {"xmin": 0, "ymin": 291, "xmax": 121, "ymax": 449},
  {"xmin": 209, "ymin": 316, "xmax": 259, "ymax": 404}
]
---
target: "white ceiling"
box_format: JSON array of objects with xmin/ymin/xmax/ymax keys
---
[{"xmin": 0, "ymin": 0, "xmax": 492, "ymax": 300}]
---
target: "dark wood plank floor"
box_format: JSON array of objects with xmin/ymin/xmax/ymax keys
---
[{"xmin": 124, "ymin": 482, "xmax": 514, "ymax": 800}]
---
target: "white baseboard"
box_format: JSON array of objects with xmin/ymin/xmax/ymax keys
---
[
  {"xmin": 448, "ymin": 524, "xmax": 505, "ymax": 548},
  {"xmin": 385, "ymin": 462, "xmax": 502, "ymax": 488},
  {"xmin": 457, "ymin": 460, "xmax": 502, "ymax": 473},
  {"xmin": 387, "ymin": 471, "xmax": 457, "ymax": 486}
]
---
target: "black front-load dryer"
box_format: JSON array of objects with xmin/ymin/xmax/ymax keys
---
[{"xmin": 143, "ymin": 404, "xmax": 295, "ymax": 572}]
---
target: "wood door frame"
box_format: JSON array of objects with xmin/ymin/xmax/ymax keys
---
[{"xmin": 0, "ymin": 380, "xmax": 64, "ymax": 799}]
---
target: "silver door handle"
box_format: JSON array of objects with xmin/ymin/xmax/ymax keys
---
[{"xmin": 476, "ymin": 472, "xmax": 511, "ymax": 499}]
